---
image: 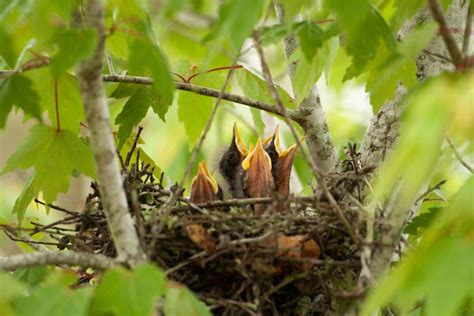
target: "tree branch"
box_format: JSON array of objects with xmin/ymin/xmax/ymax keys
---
[
  {"xmin": 102, "ymin": 74, "xmax": 290, "ymax": 118},
  {"xmin": 446, "ymin": 135, "xmax": 473, "ymax": 173},
  {"xmin": 428, "ymin": 0, "xmax": 465, "ymax": 68},
  {"xmin": 75, "ymin": 0, "xmax": 146, "ymax": 266},
  {"xmin": 252, "ymin": 34, "xmax": 361, "ymax": 245},
  {"xmin": 273, "ymin": 1, "xmax": 338, "ymax": 172},
  {"xmin": 0, "ymin": 57, "xmax": 296, "ymax": 121},
  {"xmin": 462, "ymin": 2, "xmax": 472, "ymax": 55},
  {"xmin": 363, "ymin": 0, "xmax": 470, "ymax": 281},
  {"xmin": 0, "ymin": 252, "xmax": 116, "ymax": 271}
]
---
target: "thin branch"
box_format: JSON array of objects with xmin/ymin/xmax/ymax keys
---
[
  {"xmin": 0, "ymin": 57, "xmax": 295, "ymax": 120},
  {"xmin": 462, "ymin": 2, "xmax": 472, "ymax": 55},
  {"xmin": 0, "ymin": 251, "xmax": 116, "ymax": 271},
  {"xmin": 428, "ymin": 0, "xmax": 465, "ymax": 68},
  {"xmin": 124, "ymin": 126, "xmax": 143, "ymax": 168},
  {"xmin": 102, "ymin": 74, "xmax": 291, "ymax": 119},
  {"xmin": 446, "ymin": 136, "xmax": 473, "ymax": 173},
  {"xmin": 152, "ymin": 55, "xmax": 241, "ymax": 239},
  {"xmin": 415, "ymin": 179, "xmax": 447, "ymax": 204},
  {"xmin": 0, "ymin": 56, "xmax": 49, "ymax": 78},
  {"xmin": 252, "ymin": 34, "xmax": 360, "ymax": 245},
  {"xmin": 54, "ymin": 79, "xmax": 60, "ymax": 131},
  {"xmin": 75, "ymin": 0, "xmax": 146, "ymax": 266}
]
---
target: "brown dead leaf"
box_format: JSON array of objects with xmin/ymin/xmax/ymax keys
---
[{"xmin": 184, "ymin": 224, "xmax": 216, "ymax": 254}]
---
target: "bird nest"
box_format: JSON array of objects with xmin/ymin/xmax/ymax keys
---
[{"xmin": 8, "ymin": 137, "xmax": 371, "ymax": 315}]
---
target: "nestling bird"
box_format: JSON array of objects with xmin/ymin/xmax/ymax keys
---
[
  {"xmin": 186, "ymin": 160, "xmax": 220, "ymax": 253},
  {"xmin": 264, "ymin": 126, "xmax": 298, "ymax": 198},
  {"xmin": 241, "ymin": 138, "xmax": 275, "ymax": 214},
  {"xmin": 190, "ymin": 160, "xmax": 222, "ymax": 204},
  {"xmin": 219, "ymin": 123, "xmax": 248, "ymax": 198}
]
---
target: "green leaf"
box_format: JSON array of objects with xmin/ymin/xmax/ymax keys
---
[
  {"xmin": 13, "ymin": 266, "xmax": 49, "ymax": 287},
  {"xmin": 165, "ymin": 286, "xmax": 211, "ymax": 316},
  {"xmin": 112, "ymin": 84, "xmax": 170, "ymax": 149},
  {"xmin": 0, "ymin": 271, "xmax": 26, "ymax": 303},
  {"xmin": 178, "ymin": 88, "xmax": 213, "ymax": 149},
  {"xmin": 129, "ymin": 40, "xmax": 174, "ymax": 108},
  {"xmin": 236, "ymin": 67, "xmax": 295, "ymax": 109},
  {"xmin": 259, "ymin": 23, "xmax": 295, "ymax": 46},
  {"xmin": 362, "ymin": 177, "xmax": 474, "ymax": 316},
  {"xmin": 0, "ymin": 271, "xmax": 26, "ymax": 316},
  {"xmin": 326, "ymin": 1, "xmax": 396, "ymax": 80},
  {"xmin": 1, "ymin": 124, "xmax": 96, "ymax": 203},
  {"xmin": 391, "ymin": 0, "xmax": 425, "ymax": 31},
  {"xmin": 371, "ymin": 73, "xmax": 472, "ymax": 226},
  {"xmin": 14, "ymin": 285, "xmax": 93, "ymax": 316},
  {"xmin": 366, "ymin": 22, "xmax": 437, "ymax": 112},
  {"xmin": 12, "ymin": 173, "xmax": 38, "ymax": 224},
  {"xmin": 0, "ymin": 26, "xmax": 16, "ymax": 67},
  {"xmin": 250, "ymin": 108, "xmax": 265, "ymax": 135},
  {"xmin": 404, "ymin": 207, "xmax": 442, "ymax": 235},
  {"xmin": 90, "ymin": 264, "xmax": 166, "ymax": 316},
  {"xmin": 205, "ymin": 0, "xmax": 268, "ymax": 51},
  {"xmin": 178, "ymin": 69, "xmax": 227, "ymax": 148},
  {"xmin": 23, "ymin": 0, "xmax": 75, "ymax": 42},
  {"xmin": 50, "ymin": 29, "xmax": 97, "ymax": 77},
  {"xmin": 297, "ymin": 21, "xmax": 324, "ymax": 62},
  {"xmin": 292, "ymin": 49, "xmax": 323, "ymax": 105},
  {"xmin": 0, "ymin": 75, "xmax": 42, "ymax": 129},
  {"xmin": 27, "ymin": 69, "xmax": 85, "ymax": 133}
]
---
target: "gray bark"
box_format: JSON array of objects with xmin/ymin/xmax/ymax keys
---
[
  {"xmin": 0, "ymin": 251, "xmax": 116, "ymax": 271},
  {"xmin": 363, "ymin": 0, "xmax": 469, "ymax": 281},
  {"xmin": 274, "ymin": 1, "xmax": 339, "ymax": 172},
  {"xmin": 76, "ymin": 0, "xmax": 146, "ymax": 266}
]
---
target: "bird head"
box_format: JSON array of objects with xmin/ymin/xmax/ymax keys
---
[
  {"xmin": 264, "ymin": 125, "xmax": 298, "ymax": 197},
  {"xmin": 219, "ymin": 123, "xmax": 248, "ymax": 197},
  {"xmin": 242, "ymin": 138, "xmax": 274, "ymax": 213},
  {"xmin": 190, "ymin": 161, "xmax": 220, "ymax": 204}
]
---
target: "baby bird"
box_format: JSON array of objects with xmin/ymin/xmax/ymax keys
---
[
  {"xmin": 190, "ymin": 160, "xmax": 222, "ymax": 204},
  {"xmin": 264, "ymin": 126, "xmax": 298, "ymax": 198},
  {"xmin": 219, "ymin": 123, "xmax": 248, "ymax": 198},
  {"xmin": 187, "ymin": 160, "xmax": 220, "ymax": 253},
  {"xmin": 241, "ymin": 138, "xmax": 275, "ymax": 214}
]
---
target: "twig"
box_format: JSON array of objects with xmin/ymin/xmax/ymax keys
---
[
  {"xmin": 462, "ymin": 2, "xmax": 472, "ymax": 55},
  {"xmin": 415, "ymin": 179, "xmax": 447, "ymax": 204},
  {"xmin": 103, "ymin": 74, "xmax": 292, "ymax": 119},
  {"xmin": 124, "ymin": 126, "xmax": 143, "ymax": 167},
  {"xmin": 106, "ymin": 50, "xmax": 115, "ymax": 74},
  {"xmin": 169, "ymin": 195, "xmax": 319, "ymax": 211},
  {"xmin": 428, "ymin": 0, "xmax": 464, "ymax": 68},
  {"xmin": 0, "ymin": 56, "xmax": 297, "ymax": 120},
  {"xmin": 0, "ymin": 251, "xmax": 116, "ymax": 271},
  {"xmin": 252, "ymin": 34, "xmax": 360, "ymax": 245},
  {"xmin": 54, "ymin": 79, "xmax": 60, "ymax": 131},
  {"xmin": 3, "ymin": 230, "xmax": 60, "ymax": 247},
  {"xmin": 34, "ymin": 199, "xmax": 79, "ymax": 216},
  {"xmin": 446, "ymin": 136, "xmax": 473, "ymax": 173},
  {"xmin": 153, "ymin": 54, "xmax": 241, "ymax": 240}
]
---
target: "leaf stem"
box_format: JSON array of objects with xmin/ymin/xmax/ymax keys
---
[{"xmin": 54, "ymin": 79, "xmax": 60, "ymax": 132}]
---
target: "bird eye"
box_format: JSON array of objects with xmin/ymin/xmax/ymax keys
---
[{"xmin": 228, "ymin": 151, "xmax": 238, "ymax": 163}]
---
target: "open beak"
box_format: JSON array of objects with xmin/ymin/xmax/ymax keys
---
[
  {"xmin": 190, "ymin": 161, "xmax": 219, "ymax": 204},
  {"xmin": 275, "ymin": 144, "xmax": 298, "ymax": 197},
  {"xmin": 264, "ymin": 125, "xmax": 299, "ymax": 198},
  {"xmin": 242, "ymin": 139, "xmax": 274, "ymax": 214},
  {"xmin": 264, "ymin": 125, "xmax": 282, "ymax": 155},
  {"xmin": 233, "ymin": 123, "xmax": 248, "ymax": 157}
]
